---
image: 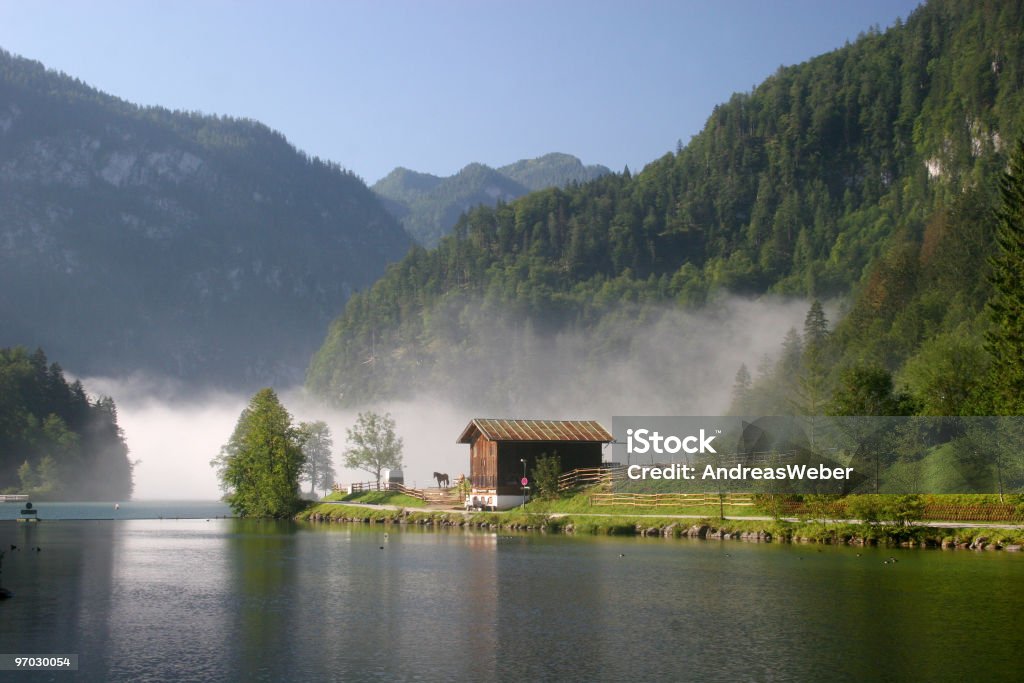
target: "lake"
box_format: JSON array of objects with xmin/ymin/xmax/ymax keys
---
[
  {"xmin": 0, "ymin": 501, "xmax": 233, "ymax": 522},
  {"xmin": 1, "ymin": 506, "xmax": 1022, "ymax": 682}
]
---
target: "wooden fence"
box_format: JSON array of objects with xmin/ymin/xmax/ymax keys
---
[
  {"xmin": 780, "ymin": 500, "xmax": 1024, "ymax": 522},
  {"xmin": 558, "ymin": 467, "xmax": 617, "ymax": 491},
  {"xmin": 919, "ymin": 504, "xmax": 1023, "ymax": 522},
  {"xmin": 590, "ymin": 492, "xmax": 756, "ymax": 508},
  {"xmin": 337, "ymin": 481, "xmax": 381, "ymax": 494},
  {"xmin": 333, "ymin": 481, "xmax": 462, "ymax": 506}
]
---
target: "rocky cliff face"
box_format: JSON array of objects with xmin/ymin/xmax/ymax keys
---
[{"xmin": 0, "ymin": 50, "xmax": 412, "ymax": 389}]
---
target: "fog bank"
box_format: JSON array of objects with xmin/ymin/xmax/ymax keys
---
[{"xmin": 85, "ymin": 296, "xmax": 815, "ymax": 500}]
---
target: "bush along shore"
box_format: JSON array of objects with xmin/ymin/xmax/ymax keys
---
[{"xmin": 297, "ymin": 504, "xmax": 1024, "ymax": 551}]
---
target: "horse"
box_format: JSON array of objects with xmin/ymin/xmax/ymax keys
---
[{"xmin": 433, "ymin": 472, "xmax": 450, "ymax": 488}]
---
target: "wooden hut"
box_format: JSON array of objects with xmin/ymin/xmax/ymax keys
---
[{"xmin": 458, "ymin": 418, "xmax": 613, "ymax": 510}]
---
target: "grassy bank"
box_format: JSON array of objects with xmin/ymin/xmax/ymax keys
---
[
  {"xmin": 321, "ymin": 490, "xmax": 426, "ymax": 507},
  {"xmin": 521, "ymin": 491, "xmax": 765, "ymax": 518},
  {"xmin": 523, "ymin": 492, "xmax": 1024, "ymax": 523},
  {"xmin": 297, "ymin": 502, "xmax": 1024, "ymax": 550}
]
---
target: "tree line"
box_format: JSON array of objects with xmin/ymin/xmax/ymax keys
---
[
  {"xmin": 211, "ymin": 389, "xmax": 404, "ymax": 517},
  {"xmin": 0, "ymin": 347, "xmax": 134, "ymax": 500},
  {"xmin": 732, "ymin": 139, "xmax": 1024, "ymax": 421}
]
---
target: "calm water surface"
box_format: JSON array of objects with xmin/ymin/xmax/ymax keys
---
[
  {"xmin": 0, "ymin": 509, "xmax": 1022, "ymax": 682},
  {"xmin": 0, "ymin": 501, "xmax": 232, "ymax": 521}
]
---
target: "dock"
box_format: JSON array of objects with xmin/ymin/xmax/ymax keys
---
[{"xmin": 0, "ymin": 495, "xmax": 29, "ymax": 503}]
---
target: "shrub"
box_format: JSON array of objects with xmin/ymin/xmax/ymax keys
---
[
  {"xmin": 531, "ymin": 453, "xmax": 562, "ymax": 500},
  {"xmin": 883, "ymin": 494, "xmax": 925, "ymax": 526},
  {"xmin": 845, "ymin": 495, "xmax": 884, "ymax": 525}
]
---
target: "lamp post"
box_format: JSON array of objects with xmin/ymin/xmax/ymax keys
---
[{"xmin": 520, "ymin": 459, "xmax": 527, "ymax": 508}]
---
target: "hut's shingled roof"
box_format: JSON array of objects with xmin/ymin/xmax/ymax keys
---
[{"xmin": 458, "ymin": 419, "xmax": 613, "ymax": 444}]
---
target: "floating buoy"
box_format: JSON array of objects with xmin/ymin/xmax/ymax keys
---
[{"xmin": 114, "ymin": 503, "xmax": 120, "ymax": 510}]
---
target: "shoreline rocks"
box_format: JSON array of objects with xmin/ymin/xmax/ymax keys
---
[{"xmin": 299, "ymin": 510, "xmax": 1021, "ymax": 551}]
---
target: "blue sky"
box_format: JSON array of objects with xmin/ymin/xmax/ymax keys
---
[{"xmin": 0, "ymin": 0, "xmax": 922, "ymax": 184}]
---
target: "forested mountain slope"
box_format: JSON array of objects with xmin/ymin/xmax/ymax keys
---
[
  {"xmin": 0, "ymin": 49, "xmax": 412, "ymax": 389},
  {"xmin": 0, "ymin": 347, "xmax": 133, "ymax": 500},
  {"xmin": 308, "ymin": 0, "xmax": 1024, "ymax": 412}
]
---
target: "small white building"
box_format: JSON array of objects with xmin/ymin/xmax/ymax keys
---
[{"xmin": 382, "ymin": 468, "xmax": 404, "ymax": 489}]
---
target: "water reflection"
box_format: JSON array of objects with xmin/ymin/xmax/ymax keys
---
[
  {"xmin": 220, "ymin": 522, "xmax": 503, "ymax": 681},
  {"xmin": 1, "ymin": 520, "xmax": 1023, "ymax": 682},
  {"xmin": 104, "ymin": 521, "xmax": 232, "ymax": 681}
]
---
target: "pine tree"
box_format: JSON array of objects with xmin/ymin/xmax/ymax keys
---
[
  {"xmin": 985, "ymin": 141, "xmax": 1024, "ymax": 415},
  {"xmin": 780, "ymin": 327, "xmax": 804, "ymax": 375},
  {"xmin": 803, "ymin": 299, "xmax": 829, "ymax": 353},
  {"xmin": 730, "ymin": 364, "xmax": 753, "ymax": 415}
]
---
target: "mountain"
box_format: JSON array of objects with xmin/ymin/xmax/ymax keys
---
[
  {"xmin": 372, "ymin": 153, "xmax": 610, "ymax": 247},
  {"xmin": 307, "ymin": 0, "xmax": 1024, "ymax": 414},
  {"xmin": 0, "ymin": 49, "xmax": 412, "ymax": 390},
  {"xmin": 497, "ymin": 152, "xmax": 612, "ymax": 192}
]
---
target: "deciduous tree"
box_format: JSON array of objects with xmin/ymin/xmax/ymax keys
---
[
  {"xmin": 211, "ymin": 388, "xmax": 305, "ymax": 517},
  {"xmin": 298, "ymin": 420, "xmax": 334, "ymax": 496},
  {"xmin": 342, "ymin": 412, "xmax": 403, "ymax": 486}
]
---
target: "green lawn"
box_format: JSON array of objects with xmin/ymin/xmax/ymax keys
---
[
  {"xmin": 303, "ymin": 488, "xmax": 1024, "ymax": 537},
  {"xmin": 521, "ymin": 491, "xmax": 767, "ymax": 518},
  {"xmin": 521, "ymin": 489, "xmax": 1024, "ymax": 521},
  {"xmin": 321, "ymin": 490, "xmax": 426, "ymax": 507}
]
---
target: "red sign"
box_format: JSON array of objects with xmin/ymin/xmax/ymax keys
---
[{"xmin": 521, "ymin": 477, "xmax": 529, "ymax": 486}]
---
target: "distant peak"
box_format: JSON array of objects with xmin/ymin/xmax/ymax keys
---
[{"xmin": 370, "ymin": 151, "xmax": 611, "ymax": 247}]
